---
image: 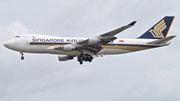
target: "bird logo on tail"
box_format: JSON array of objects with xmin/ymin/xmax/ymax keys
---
[{"xmin": 149, "ymin": 20, "xmax": 167, "ymax": 38}]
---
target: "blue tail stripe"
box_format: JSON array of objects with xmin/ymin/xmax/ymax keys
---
[{"xmin": 138, "ymin": 16, "xmax": 175, "ymax": 39}]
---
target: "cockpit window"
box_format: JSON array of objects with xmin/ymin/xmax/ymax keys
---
[{"xmin": 15, "ymin": 36, "xmax": 20, "ymax": 38}]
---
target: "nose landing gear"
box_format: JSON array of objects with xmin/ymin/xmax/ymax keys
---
[{"xmin": 20, "ymin": 52, "xmax": 24, "ymax": 60}]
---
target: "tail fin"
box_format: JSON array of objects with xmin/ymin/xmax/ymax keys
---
[{"xmin": 138, "ymin": 16, "xmax": 175, "ymax": 39}]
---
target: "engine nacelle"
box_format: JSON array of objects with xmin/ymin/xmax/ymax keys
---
[
  {"xmin": 62, "ymin": 45, "xmax": 75, "ymax": 52},
  {"xmin": 58, "ymin": 55, "xmax": 74, "ymax": 61},
  {"xmin": 88, "ymin": 38, "xmax": 100, "ymax": 45}
]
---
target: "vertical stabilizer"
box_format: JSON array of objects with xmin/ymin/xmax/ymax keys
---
[{"xmin": 138, "ymin": 16, "xmax": 175, "ymax": 39}]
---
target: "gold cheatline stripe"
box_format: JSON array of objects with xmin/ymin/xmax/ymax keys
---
[
  {"xmin": 166, "ymin": 16, "xmax": 175, "ymax": 37},
  {"xmin": 29, "ymin": 43, "xmax": 155, "ymax": 51},
  {"xmin": 102, "ymin": 45, "xmax": 154, "ymax": 51}
]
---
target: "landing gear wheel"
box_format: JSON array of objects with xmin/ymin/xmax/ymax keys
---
[
  {"xmin": 20, "ymin": 52, "xmax": 24, "ymax": 60},
  {"xmin": 77, "ymin": 53, "xmax": 94, "ymax": 64},
  {"xmin": 80, "ymin": 61, "xmax": 83, "ymax": 65},
  {"xmin": 88, "ymin": 58, "xmax": 92, "ymax": 62},
  {"xmin": 21, "ymin": 56, "xmax": 24, "ymax": 60}
]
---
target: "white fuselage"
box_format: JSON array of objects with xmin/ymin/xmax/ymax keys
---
[{"xmin": 4, "ymin": 34, "xmax": 164, "ymax": 56}]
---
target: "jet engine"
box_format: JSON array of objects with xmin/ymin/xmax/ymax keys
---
[
  {"xmin": 58, "ymin": 55, "xmax": 74, "ymax": 61},
  {"xmin": 61, "ymin": 45, "xmax": 76, "ymax": 52},
  {"xmin": 88, "ymin": 38, "xmax": 100, "ymax": 45}
]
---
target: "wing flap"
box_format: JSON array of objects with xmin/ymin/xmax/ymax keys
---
[{"xmin": 79, "ymin": 44, "xmax": 103, "ymax": 54}]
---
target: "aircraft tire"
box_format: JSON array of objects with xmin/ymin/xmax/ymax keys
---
[
  {"xmin": 80, "ymin": 61, "xmax": 83, "ymax": 64},
  {"xmin": 21, "ymin": 56, "xmax": 24, "ymax": 60}
]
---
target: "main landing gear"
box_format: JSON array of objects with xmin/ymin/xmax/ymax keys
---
[
  {"xmin": 20, "ymin": 52, "xmax": 24, "ymax": 60},
  {"xmin": 77, "ymin": 54, "xmax": 93, "ymax": 65}
]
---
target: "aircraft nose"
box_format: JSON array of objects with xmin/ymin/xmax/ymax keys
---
[
  {"xmin": 4, "ymin": 40, "xmax": 15, "ymax": 49},
  {"xmin": 4, "ymin": 41, "xmax": 9, "ymax": 48}
]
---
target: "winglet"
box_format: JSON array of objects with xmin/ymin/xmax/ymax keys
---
[{"xmin": 128, "ymin": 21, "xmax": 137, "ymax": 26}]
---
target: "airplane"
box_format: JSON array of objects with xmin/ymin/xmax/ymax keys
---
[{"xmin": 4, "ymin": 16, "xmax": 176, "ymax": 64}]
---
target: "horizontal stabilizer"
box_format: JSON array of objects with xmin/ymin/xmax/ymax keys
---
[{"xmin": 147, "ymin": 35, "xmax": 176, "ymax": 44}]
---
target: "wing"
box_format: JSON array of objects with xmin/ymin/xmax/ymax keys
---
[
  {"xmin": 99, "ymin": 21, "xmax": 137, "ymax": 38},
  {"xmin": 54, "ymin": 21, "xmax": 137, "ymax": 54},
  {"xmin": 76, "ymin": 21, "xmax": 136, "ymax": 45}
]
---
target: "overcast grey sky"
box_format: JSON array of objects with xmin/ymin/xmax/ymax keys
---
[{"xmin": 0, "ymin": 0, "xmax": 180, "ymax": 101}]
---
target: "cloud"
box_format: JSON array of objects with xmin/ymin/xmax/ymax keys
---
[
  {"xmin": 7, "ymin": 21, "xmax": 33, "ymax": 36},
  {"xmin": 151, "ymin": 67, "xmax": 180, "ymax": 90},
  {"xmin": 0, "ymin": 0, "xmax": 180, "ymax": 101},
  {"xmin": 0, "ymin": 21, "xmax": 33, "ymax": 39},
  {"xmin": 67, "ymin": 66, "xmax": 95, "ymax": 81}
]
